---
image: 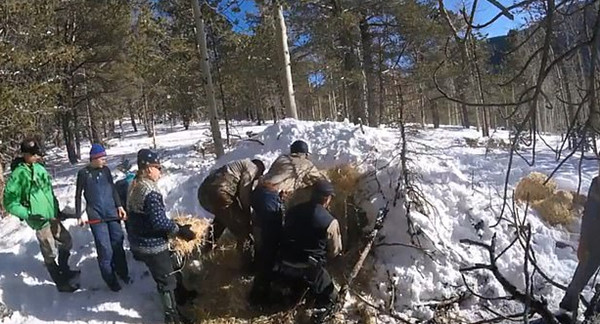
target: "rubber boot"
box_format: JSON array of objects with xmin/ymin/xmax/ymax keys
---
[
  {"xmin": 159, "ymin": 290, "xmax": 181, "ymax": 324},
  {"xmin": 311, "ymin": 286, "xmax": 337, "ymax": 324},
  {"xmin": 45, "ymin": 262, "xmax": 78, "ymax": 293},
  {"xmin": 311, "ymin": 302, "xmax": 335, "ymax": 324},
  {"xmin": 58, "ymin": 249, "xmax": 80, "ymax": 279},
  {"xmin": 174, "ymin": 273, "xmax": 197, "ymax": 306}
]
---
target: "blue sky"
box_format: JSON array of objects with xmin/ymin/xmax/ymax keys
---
[
  {"xmin": 221, "ymin": 0, "xmax": 525, "ymax": 37},
  {"xmin": 444, "ymin": 0, "xmax": 528, "ymax": 37}
]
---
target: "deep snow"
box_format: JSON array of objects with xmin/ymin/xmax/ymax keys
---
[{"xmin": 0, "ymin": 119, "xmax": 595, "ymax": 323}]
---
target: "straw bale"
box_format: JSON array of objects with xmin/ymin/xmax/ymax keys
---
[
  {"xmin": 532, "ymin": 190, "xmax": 575, "ymax": 226},
  {"xmin": 515, "ymin": 172, "xmax": 557, "ymax": 202}
]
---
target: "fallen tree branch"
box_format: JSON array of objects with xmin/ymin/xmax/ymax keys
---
[{"xmin": 460, "ymin": 235, "xmax": 560, "ymax": 324}]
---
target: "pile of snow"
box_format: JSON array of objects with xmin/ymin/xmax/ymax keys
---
[
  {"xmin": 0, "ymin": 119, "xmax": 593, "ymax": 323},
  {"xmin": 370, "ymin": 127, "xmax": 591, "ymax": 322}
]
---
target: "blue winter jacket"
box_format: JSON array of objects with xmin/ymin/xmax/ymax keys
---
[{"xmin": 75, "ymin": 166, "xmax": 121, "ymax": 220}]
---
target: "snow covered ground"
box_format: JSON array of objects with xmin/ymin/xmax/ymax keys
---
[{"xmin": 0, "ymin": 119, "xmax": 596, "ymax": 323}]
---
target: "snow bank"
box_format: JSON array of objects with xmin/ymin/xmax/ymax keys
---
[
  {"xmin": 370, "ymin": 126, "xmax": 590, "ymax": 321},
  {"xmin": 0, "ymin": 119, "xmax": 593, "ymax": 323}
]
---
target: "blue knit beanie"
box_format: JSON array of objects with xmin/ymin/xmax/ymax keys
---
[{"xmin": 90, "ymin": 144, "xmax": 106, "ymax": 160}]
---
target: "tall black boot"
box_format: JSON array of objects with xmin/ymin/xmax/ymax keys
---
[
  {"xmin": 45, "ymin": 262, "xmax": 78, "ymax": 293},
  {"xmin": 58, "ymin": 250, "xmax": 80, "ymax": 279},
  {"xmin": 174, "ymin": 273, "xmax": 197, "ymax": 306},
  {"xmin": 159, "ymin": 290, "xmax": 181, "ymax": 324}
]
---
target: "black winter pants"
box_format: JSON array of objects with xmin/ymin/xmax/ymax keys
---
[
  {"xmin": 278, "ymin": 263, "xmax": 336, "ymax": 307},
  {"xmin": 137, "ymin": 250, "xmax": 177, "ymax": 292}
]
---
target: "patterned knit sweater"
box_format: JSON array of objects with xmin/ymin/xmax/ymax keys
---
[{"xmin": 127, "ymin": 177, "xmax": 179, "ymax": 254}]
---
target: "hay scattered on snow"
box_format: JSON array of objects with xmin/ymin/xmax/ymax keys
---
[
  {"xmin": 532, "ymin": 190, "xmax": 576, "ymax": 226},
  {"xmin": 515, "ymin": 172, "xmax": 557, "ymax": 202},
  {"xmin": 326, "ymin": 164, "xmax": 368, "ymax": 251},
  {"xmin": 171, "ymin": 215, "xmax": 212, "ymax": 255},
  {"xmin": 570, "ymin": 190, "xmax": 587, "ymax": 209},
  {"xmin": 327, "ymin": 164, "xmax": 363, "ymax": 198},
  {"xmin": 356, "ymin": 302, "xmax": 378, "ymax": 324}
]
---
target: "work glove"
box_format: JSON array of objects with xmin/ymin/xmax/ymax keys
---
[
  {"xmin": 177, "ymin": 224, "xmax": 196, "ymax": 241},
  {"xmin": 29, "ymin": 214, "xmax": 46, "ymax": 223},
  {"xmin": 57, "ymin": 211, "xmax": 76, "ymax": 221}
]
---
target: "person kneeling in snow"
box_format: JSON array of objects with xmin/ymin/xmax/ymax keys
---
[
  {"xmin": 75, "ymin": 144, "xmax": 129, "ymax": 291},
  {"xmin": 127, "ymin": 149, "xmax": 196, "ymax": 324},
  {"xmin": 197, "ymin": 158, "xmax": 265, "ymax": 269},
  {"xmin": 249, "ymin": 140, "xmax": 328, "ymax": 305},
  {"xmin": 560, "ymin": 177, "xmax": 600, "ymax": 317},
  {"xmin": 3, "ymin": 139, "xmax": 80, "ymax": 292},
  {"xmin": 275, "ymin": 179, "xmax": 342, "ymax": 323}
]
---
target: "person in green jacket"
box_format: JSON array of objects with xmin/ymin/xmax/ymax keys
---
[{"xmin": 3, "ymin": 139, "xmax": 80, "ymax": 292}]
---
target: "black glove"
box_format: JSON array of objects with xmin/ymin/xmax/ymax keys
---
[
  {"xmin": 29, "ymin": 214, "xmax": 46, "ymax": 223},
  {"xmin": 57, "ymin": 211, "xmax": 75, "ymax": 221},
  {"xmin": 177, "ymin": 224, "xmax": 196, "ymax": 241}
]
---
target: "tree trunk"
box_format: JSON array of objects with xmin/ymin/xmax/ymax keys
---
[
  {"xmin": 87, "ymin": 99, "xmax": 101, "ymax": 143},
  {"xmin": 128, "ymin": 101, "xmax": 137, "ymax": 132},
  {"xmin": 143, "ymin": 89, "xmax": 152, "ymax": 137},
  {"xmin": 109, "ymin": 119, "xmax": 115, "ymax": 137},
  {"xmin": 208, "ymin": 28, "xmax": 231, "ymax": 145},
  {"xmin": 62, "ymin": 112, "xmax": 78, "ymax": 165},
  {"xmin": 191, "ymin": 0, "xmax": 224, "ymax": 158},
  {"xmin": 471, "ymin": 40, "xmax": 489, "ymax": 137},
  {"xmin": 102, "ymin": 119, "xmax": 108, "ymax": 138},
  {"xmin": 150, "ymin": 110, "xmax": 157, "ymax": 149},
  {"xmin": 275, "ymin": 3, "xmax": 298, "ymax": 119},
  {"xmin": 338, "ymin": 21, "xmax": 365, "ymax": 123},
  {"xmin": 359, "ymin": 17, "xmax": 377, "ymax": 127},
  {"xmin": 341, "ymin": 79, "xmax": 349, "ymax": 120},
  {"xmin": 378, "ymin": 71, "xmax": 386, "ymax": 126},
  {"xmin": 430, "ymin": 98, "xmax": 440, "ymax": 128},
  {"xmin": 456, "ymin": 77, "xmax": 471, "ymax": 128}
]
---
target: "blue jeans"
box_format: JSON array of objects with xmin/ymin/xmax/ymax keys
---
[
  {"xmin": 250, "ymin": 186, "xmax": 283, "ymax": 302},
  {"xmin": 90, "ymin": 220, "xmax": 129, "ymax": 286}
]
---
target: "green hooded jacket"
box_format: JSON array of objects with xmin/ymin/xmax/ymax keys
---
[{"xmin": 3, "ymin": 161, "xmax": 58, "ymax": 230}]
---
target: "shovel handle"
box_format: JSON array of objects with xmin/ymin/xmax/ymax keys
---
[{"xmin": 85, "ymin": 218, "xmax": 121, "ymax": 225}]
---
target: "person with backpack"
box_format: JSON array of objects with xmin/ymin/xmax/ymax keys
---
[
  {"xmin": 75, "ymin": 144, "xmax": 129, "ymax": 291},
  {"xmin": 3, "ymin": 139, "xmax": 79, "ymax": 292}
]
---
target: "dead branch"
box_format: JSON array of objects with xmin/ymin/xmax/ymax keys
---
[
  {"xmin": 460, "ymin": 235, "xmax": 561, "ymax": 324},
  {"xmin": 349, "ymin": 288, "xmax": 417, "ymax": 323}
]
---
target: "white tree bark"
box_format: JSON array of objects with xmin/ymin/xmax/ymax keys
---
[
  {"xmin": 275, "ymin": 3, "xmax": 298, "ymax": 119},
  {"xmin": 191, "ymin": 0, "xmax": 224, "ymax": 158}
]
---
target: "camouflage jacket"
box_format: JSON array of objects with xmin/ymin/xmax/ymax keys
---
[
  {"xmin": 201, "ymin": 158, "xmax": 260, "ymax": 213},
  {"xmin": 260, "ymin": 153, "xmax": 327, "ymax": 208}
]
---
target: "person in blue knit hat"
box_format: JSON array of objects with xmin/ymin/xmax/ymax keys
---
[{"xmin": 75, "ymin": 143, "xmax": 129, "ymax": 291}]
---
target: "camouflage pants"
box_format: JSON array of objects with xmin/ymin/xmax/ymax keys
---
[
  {"xmin": 198, "ymin": 184, "xmax": 253, "ymax": 266},
  {"xmin": 36, "ymin": 219, "xmax": 73, "ymax": 265}
]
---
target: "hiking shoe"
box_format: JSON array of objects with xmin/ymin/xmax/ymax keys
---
[
  {"xmin": 63, "ymin": 269, "xmax": 81, "ymax": 279},
  {"xmin": 311, "ymin": 307, "xmax": 334, "ymax": 324},
  {"xmin": 107, "ymin": 280, "xmax": 122, "ymax": 292},
  {"xmin": 119, "ymin": 274, "xmax": 132, "ymax": 284},
  {"xmin": 56, "ymin": 282, "xmax": 79, "ymax": 293}
]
